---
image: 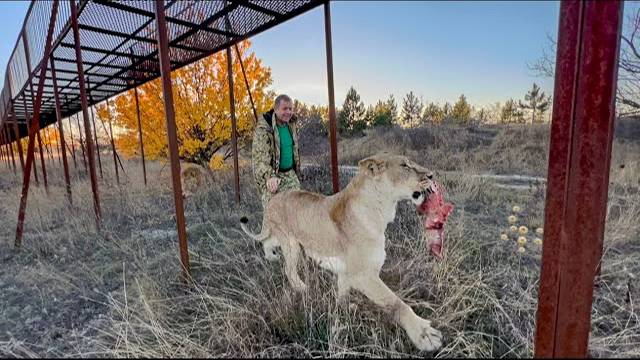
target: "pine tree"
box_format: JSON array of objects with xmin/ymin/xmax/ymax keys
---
[
  {"xmin": 500, "ymin": 98, "xmax": 524, "ymax": 124},
  {"xmin": 338, "ymin": 86, "xmax": 366, "ymax": 135},
  {"xmin": 401, "ymin": 91, "xmax": 422, "ymax": 128},
  {"xmin": 422, "ymin": 102, "xmax": 443, "ymax": 123},
  {"xmin": 519, "ymin": 83, "xmax": 551, "ymax": 124},
  {"xmin": 442, "ymin": 102, "xmax": 452, "ymax": 120},
  {"xmin": 451, "ymin": 94, "xmax": 472, "ymax": 125},
  {"xmin": 385, "ymin": 94, "xmax": 398, "ymax": 124}
]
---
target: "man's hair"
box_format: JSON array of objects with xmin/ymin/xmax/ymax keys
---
[{"xmin": 274, "ymin": 94, "xmax": 292, "ymax": 110}]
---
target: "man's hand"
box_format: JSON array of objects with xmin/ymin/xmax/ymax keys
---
[{"xmin": 267, "ymin": 177, "xmax": 281, "ymax": 194}]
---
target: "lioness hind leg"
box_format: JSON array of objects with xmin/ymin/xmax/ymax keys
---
[
  {"xmin": 337, "ymin": 274, "xmax": 351, "ymax": 300},
  {"xmin": 280, "ymin": 239, "xmax": 306, "ymax": 292},
  {"xmin": 351, "ymin": 275, "xmax": 442, "ymax": 352}
]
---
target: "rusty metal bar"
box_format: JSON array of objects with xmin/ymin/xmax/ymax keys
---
[
  {"xmin": 75, "ymin": 113, "xmax": 87, "ymax": 172},
  {"xmin": 43, "ymin": 127, "xmax": 54, "ymax": 163},
  {"xmin": 67, "ymin": 115, "xmax": 77, "ymax": 169},
  {"xmin": 324, "ymin": 1, "xmax": 339, "ymax": 193},
  {"xmin": 234, "ymin": 43, "xmax": 258, "ymax": 124},
  {"xmin": 71, "ymin": 0, "xmax": 101, "ymax": 224},
  {"xmin": 1, "ymin": 132, "xmax": 6, "ymax": 167},
  {"xmin": 226, "ymin": 46, "xmax": 241, "ymax": 204},
  {"xmin": 6, "ymin": 133, "xmax": 14, "ymax": 171},
  {"xmin": 15, "ymin": 0, "xmax": 60, "ymax": 248},
  {"xmin": 51, "ymin": 56, "xmax": 72, "ymax": 205},
  {"xmin": 11, "ymin": 108, "xmax": 25, "ymax": 173},
  {"xmin": 105, "ymin": 98, "xmax": 119, "ymax": 185},
  {"xmin": 4, "ymin": 133, "xmax": 10, "ymax": 170},
  {"xmin": 46, "ymin": 129, "xmax": 55, "ymax": 162},
  {"xmin": 133, "ymin": 86, "xmax": 147, "ymax": 186},
  {"xmin": 93, "ymin": 104, "xmax": 126, "ymax": 176},
  {"xmin": 55, "ymin": 126, "xmax": 62, "ymax": 165},
  {"xmin": 534, "ymin": 0, "xmax": 623, "ymax": 357},
  {"xmin": 23, "ymin": 29, "xmax": 48, "ymax": 192},
  {"xmin": 35, "ymin": 130, "xmax": 48, "ymax": 193},
  {"xmin": 88, "ymin": 85, "xmax": 103, "ymax": 179},
  {"xmin": 154, "ymin": 1, "xmax": 191, "ymax": 280},
  {"xmin": 22, "ymin": 96, "xmax": 40, "ymax": 186},
  {"xmin": 5, "ymin": 128, "xmax": 16, "ymax": 173},
  {"xmin": 9, "ymin": 133, "xmax": 17, "ymax": 173},
  {"xmin": 1, "ymin": 132, "xmax": 7, "ymax": 167}
]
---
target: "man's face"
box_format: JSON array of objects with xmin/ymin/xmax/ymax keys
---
[{"xmin": 275, "ymin": 100, "xmax": 293, "ymax": 124}]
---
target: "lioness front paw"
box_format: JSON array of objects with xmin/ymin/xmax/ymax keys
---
[{"xmin": 405, "ymin": 317, "xmax": 442, "ymax": 352}]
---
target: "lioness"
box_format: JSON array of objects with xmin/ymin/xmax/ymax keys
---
[{"xmin": 240, "ymin": 153, "xmax": 443, "ymax": 352}]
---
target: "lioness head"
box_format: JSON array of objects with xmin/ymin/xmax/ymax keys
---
[{"xmin": 358, "ymin": 153, "xmax": 434, "ymax": 201}]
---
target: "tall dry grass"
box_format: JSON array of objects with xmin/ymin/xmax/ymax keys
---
[{"xmin": 0, "ymin": 124, "xmax": 637, "ymax": 358}]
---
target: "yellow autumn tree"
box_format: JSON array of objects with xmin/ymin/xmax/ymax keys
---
[{"xmin": 96, "ymin": 40, "xmax": 274, "ymax": 168}]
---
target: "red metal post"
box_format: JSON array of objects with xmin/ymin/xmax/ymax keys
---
[
  {"xmin": 11, "ymin": 108, "xmax": 25, "ymax": 173},
  {"xmin": 534, "ymin": 1, "xmax": 623, "ymax": 357},
  {"xmin": 324, "ymin": 1, "xmax": 339, "ymax": 193},
  {"xmin": 44, "ymin": 129, "xmax": 54, "ymax": 163},
  {"xmin": 70, "ymin": 0, "xmax": 101, "ymax": 224},
  {"xmin": 67, "ymin": 115, "xmax": 77, "ymax": 169},
  {"xmin": 35, "ymin": 130, "xmax": 48, "ymax": 192},
  {"xmin": 23, "ymin": 30, "xmax": 48, "ymax": 192},
  {"xmin": 1, "ymin": 131, "xmax": 6, "ymax": 166},
  {"xmin": 22, "ymin": 96, "xmax": 40, "ymax": 186},
  {"xmin": 1, "ymin": 131, "xmax": 7, "ymax": 167},
  {"xmin": 75, "ymin": 113, "xmax": 87, "ymax": 171},
  {"xmin": 226, "ymin": 47, "xmax": 241, "ymax": 204},
  {"xmin": 51, "ymin": 56, "xmax": 73, "ymax": 205},
  {"xmin": 105, "ymin": 98, "xmax": 120, "ymax": 184},
  {"xmin": 154, "ymin": 1, "xmax": 191, "ymax": 280},
  {"xmin": 15, "ymin": 0, "xmax": 60, "ymax": 247},
  {"xmin": 5, "ymin": 128, "xmax": 16, "ymax": 173},
  {"xmin": 88, "ymin": 89, "xmax": 103, "ymax": 178},
  {"xmin": 133, "ymin": 87, "xmax": 147, "ymax": 185},
  {"xmin": 234, "ymin": 44, "xmax": 259, "ymax": 124}
]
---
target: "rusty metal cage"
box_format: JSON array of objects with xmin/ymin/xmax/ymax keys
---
[{"xmin": 0, "ymin": 0, "xmax": 323, "ymax": 141}]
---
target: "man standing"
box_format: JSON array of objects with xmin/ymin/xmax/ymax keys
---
[{"xmin": 252, "ymin": 94, "xmax": 302, "ymax": 209}]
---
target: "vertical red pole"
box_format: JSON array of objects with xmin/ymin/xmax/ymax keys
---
[
  {"xmin": 22, "ymin": 96, "xmax": 40, "ymax": 186},
  {"xmin": 105, "ymin": 98, "xmax": 119, "ymax": 184},
  {"xmin": 51, "ymin": 57, "xmax": 73, "ymax": 205},
  {"xmin": 1, "ymin": 131, "xmax": 7, "ymax": 167},
  {"xmin": 23, "ymin": 30, "xmax": 48, "ymax": 193},
  {"xmin": 70, "ymin": 0, "xmax": 101, "ymax": 224},
  {"xmin": 75, "ymin": 114, "xmax": 87, "ymax": 172},
  {"xmin": 324, "ymin": 1, "xmax": 339, "ymax": 193},
  {"xmin": 15, "ymin": 0, "xmax": 59, "ymax": 247},
  {"xmin": 88, "ymin": 88, "xmax": 103, "ymax": 178},
  {"xmin": 154, "ymin": 1, "xmax": 190, "ymax": 280},
  {"xmin": 11, "ymin": 108, "xmax": 25, "ymax": 173},
  {"xmin": 133, "ymin": 87, "xmax": 147, "ymax": 185},
  {"xmin": 67, "ymin": 115, "xmax": 77, "ymax": 169},
  {"xmin": 234, "ymin": 44, "xmax": 259, "ymax": 124},
  {"xmin": 534, "ymin": 1, "xmax": 623, "ymax": 357},
  {"xmin": 45, "ymin": 127, "xmax": 56, "ymax": 163},
  {"xmin": 36, "ymin": 130, "xmax": 48, "ymax": 193},
  {"xmin": 226, "ymin": 47, "xmax": 241, "ymax": 204},
  {"xmin": 6, "ymin": 128, "xmax": 16, "ymax": 173}
]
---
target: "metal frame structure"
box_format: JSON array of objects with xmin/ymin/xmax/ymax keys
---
[{"xmin": 0, "ymin": 1, "xmax": 624, "ymax": 356}]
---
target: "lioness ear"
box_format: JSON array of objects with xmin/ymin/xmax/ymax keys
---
[{"xmin": 358, "ymin": 156, "xmax": 387, "ymax": 177}]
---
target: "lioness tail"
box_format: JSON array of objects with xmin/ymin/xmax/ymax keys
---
[{"xmin": 240, "ymin": 216, "xmax": 271, "ymax": 242}]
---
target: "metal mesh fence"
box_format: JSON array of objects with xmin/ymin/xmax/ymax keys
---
[{"xmin": 0, "ymin": 0, "xmax": 321, "ymax": 143}]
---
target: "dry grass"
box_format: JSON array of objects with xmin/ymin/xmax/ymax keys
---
[{"xmin": 0, "ymin": 123, "xmax": 638, "ymax": 358}]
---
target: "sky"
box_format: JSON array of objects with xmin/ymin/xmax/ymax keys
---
[{"xmin": 0, "ymin": 1, "xmax": 565, "ymax": 109}]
